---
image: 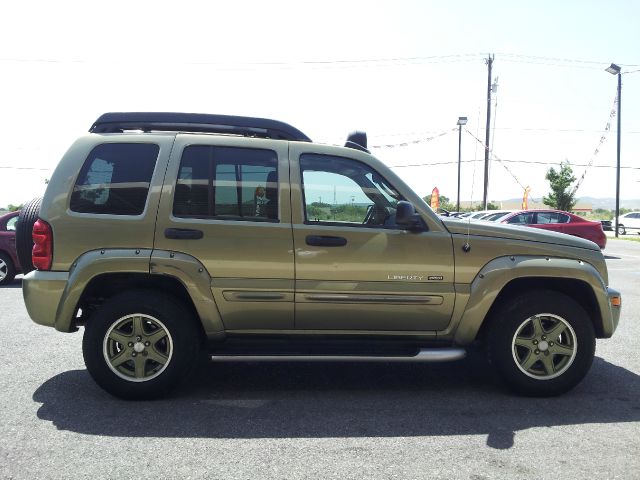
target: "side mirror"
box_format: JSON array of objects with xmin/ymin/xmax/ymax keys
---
[{"xmin": 396, "ymin": 201, "xmax": 424, "ymax": 230}]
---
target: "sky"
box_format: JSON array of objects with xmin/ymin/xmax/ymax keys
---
[{"xmin": 1, "ymin": 0, "xmax": 639, "ymax": 209}]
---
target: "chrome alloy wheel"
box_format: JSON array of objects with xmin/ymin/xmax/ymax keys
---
[
  {"xmin": 103, "ymin": 314, "xmax": 174, "ymax": 382},
  {"xmin": 511, "ymin": 313, "xmax": 577, "ymax": 380},
  {"xmin": 0, "ymin": 257, "xmax": 7, "ymax": 282}
]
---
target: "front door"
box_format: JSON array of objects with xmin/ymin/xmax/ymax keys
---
[
  {"xmin": 154, "ymin": 135, "xmax": 294, "ymax": 331},
  {"xmin": 290, "ymin": 146, "xmax": 455, "ymax": 332}
]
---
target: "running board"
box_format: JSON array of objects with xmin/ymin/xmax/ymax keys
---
[{"xmin": 210, "ymin": 347, "xmax": 466, "ymax": 363}]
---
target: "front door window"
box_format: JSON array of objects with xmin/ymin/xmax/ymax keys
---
[{"xmin": 300, "ymin": 154, "xmax": 403, "ymax": 228}]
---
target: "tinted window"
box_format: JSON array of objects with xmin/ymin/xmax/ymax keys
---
[
  {"xmin": 6, "ymin": 216, "xmax": 17, "ymax": 231},
  {"xmin": 536, "ymin": 212, "xmax": 561, "ymax": 224},
  {"xmin": 173, "ymin": 146, "xmax": 278, "ymax": 221},
  {"xmin": 507, "ymin": 212, "xmax": 535, "ymax": 225},
  {"xmin": 70, "ymin": 143, "xmax": 159, "ymax": 215},
  {"xmin": 300, "ymin": 154, "xmax": 403, "ymax": 227}
]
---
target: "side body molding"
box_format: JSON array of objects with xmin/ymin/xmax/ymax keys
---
[{"xmin": 452, "ymin": 255, "xmax": 615, "ymax": 345}]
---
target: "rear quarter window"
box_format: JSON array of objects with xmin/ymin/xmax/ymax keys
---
[{"xmin": 70, "ymin": 143, "xmax": 159, "ymax": 215}]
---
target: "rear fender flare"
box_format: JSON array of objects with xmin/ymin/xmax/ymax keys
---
[{"xmin": 56, "ymin": 249, "xmax": 224, "ymax": 335}]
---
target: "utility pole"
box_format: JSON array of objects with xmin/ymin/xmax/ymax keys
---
[{"xmin": 483, "ymin": 54, "xmax": 494, "ymax": 209}]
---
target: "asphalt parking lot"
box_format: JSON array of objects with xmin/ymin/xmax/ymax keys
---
[{"xmin": 0, "ymin": 239, "xmax": 638, "ymax": 480}]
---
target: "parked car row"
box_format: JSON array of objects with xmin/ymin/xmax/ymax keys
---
[
  {"xmin": 447, "ymin": 209, "xmax": 607, "ymax": 249},
  {"xmin": 497, "ymin": 210, "xmax": 607, "ymax": 249}
]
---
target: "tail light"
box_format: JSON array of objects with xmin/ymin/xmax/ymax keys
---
[{"xmin": 32, "ymin": 219, "xmax": 53, "ymax": 271}]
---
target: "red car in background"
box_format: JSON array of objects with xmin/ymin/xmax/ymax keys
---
[
  {"xmin": 0, "ymin": 211, "xmax": 22, "ymax": 285},
  {"xmin": 499, "ymin": 209, "xmax": 607, "ymax": 249}
]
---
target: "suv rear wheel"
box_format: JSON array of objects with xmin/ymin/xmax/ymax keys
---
[
  {"xmin": 486, "ymin": 290, "xmax": 595, "ymax": 396},
  {"xmin": 82, "ymin": 290, "xmax": 202, "ymax": 399}
]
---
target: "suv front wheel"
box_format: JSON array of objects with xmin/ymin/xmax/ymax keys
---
[
  {"xmin": 82, "ymin": 290, "xmax": 202, "ymax": 399},
  {"xmin": 486, "ymin": 290, "xmax": 595, "ymax": 396}
]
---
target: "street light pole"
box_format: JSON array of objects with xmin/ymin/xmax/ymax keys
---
[
  {"xmin": 605, "ymin": 63, "xmax": 622, "ymax": 238},
  {"xmin": 456, "ymin": 117, "xmax": 468, "ymax": 212}
]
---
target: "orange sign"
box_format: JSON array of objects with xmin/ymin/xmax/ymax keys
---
[
  {"xmin": 522, "ymin": 186, "xmax": 531, "ymax": 210},
  {"xmin": 431, "ymin": 187, "xmax": 440, "ymax": 210}
]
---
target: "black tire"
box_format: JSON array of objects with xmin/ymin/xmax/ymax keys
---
[
  {"xmin": 486, "ymin": 290, "xmax": 595, "ymax": 397},
  {"xmin": 82, "ymin": 289, "xmax": 202, "ymax": 400},
  {"xmin": 16, "ymin": 197, "xmax": 42, "ymax": 274},
  {"xmin": 0, "ymin": 252, "xmax": 16, "ymax": 286},
  {"xmin": 617, "ymin": 224, "xmax": 626, "ymax": 235}
]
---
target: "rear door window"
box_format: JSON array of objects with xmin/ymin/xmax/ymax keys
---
[
  {"xmin": 70, "ymin": 143, "xmax": 159, "ymax": 215},
  {"xmin": 173, "ymin": 146, "xmax": 279, "ymax": 221},
  {"xmin": 507, "ymin": 212, "xmax": 535, "ymax": 225},
  {"xmin": 536, "ymin": 212, "xmax": 560, "ymax": 224}
]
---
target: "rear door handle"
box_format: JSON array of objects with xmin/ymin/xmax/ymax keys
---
[
  {"xmin": 305, "ymin": 235, "xmax": 347, "ymax": 247},
  {"xmin": 165, "ymin": 228, "xmax": 203, "ymax": 240}
]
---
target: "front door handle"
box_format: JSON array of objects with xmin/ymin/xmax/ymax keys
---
[
  {"xmin": 305, "ymin": 235, "xmax": 347, "ymax": 247},
  {"xmin": 165, "ymin": 228, "xmax": 203, "ymax": 240}
]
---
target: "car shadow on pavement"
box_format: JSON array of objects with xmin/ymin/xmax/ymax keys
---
[{"xmin": 32, "ymin": 353, "xmax": 640, "ymax": 449}]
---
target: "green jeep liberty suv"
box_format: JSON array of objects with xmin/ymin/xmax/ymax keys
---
[{"xmin": 20, "ymin": 112, "xmax": 621, "ymax": 399}]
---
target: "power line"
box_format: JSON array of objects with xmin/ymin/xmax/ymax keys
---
[
  {"xmin": 388, "ymin": 158, "xmax": 640, "ymax": 170},
  {"xmin": 2, "ymin": 52, "xmax": 637, "ymax": 70},
  {"xmin": 370, "ymin": 129, "xmax": 455, "ymax": 149},
  {"xmin": 0, "ymin": 53, "xmax": 486, "ymax": 68},
  {"xmin": 497, "ymin": 53, "xmax": 640, "ymax": 67},
  {"xmin": 0, "ymin": 166, "xmax": 50, "ymax": 171}
]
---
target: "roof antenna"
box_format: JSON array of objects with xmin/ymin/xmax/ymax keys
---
[{"xmin": 462, "ymin": 107, "xmax": 484, "ymax": 253}]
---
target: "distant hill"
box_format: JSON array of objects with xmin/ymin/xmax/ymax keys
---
[
  {"xmin": 490, "ymin": 197, "xmax": 640, "ymax": 210},
  {"xmin": 459, "ymin": 197, "xmax": 640, "ymax": 211},
  {"xmin": 576, "ymin": 197, "xmax": 640, "ymax": 210}
]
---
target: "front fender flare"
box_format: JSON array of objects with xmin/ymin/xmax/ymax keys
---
[{"xmin": 453, "ymin": 255, "xmax": 612, "ymax": 345}]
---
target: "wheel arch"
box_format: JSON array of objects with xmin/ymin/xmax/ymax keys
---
[
  {"xmin": 76, "ymin": 273, "xmax": 207, "ymax": 336},
  {"xmin": 452, "ymin": 255, "xmax": 612, "ymax": 345},
  {"xmin": 54, "ymin": 248, "xmax": 225, "ymax": 336},
  {"xmin": 476, "ymin": 277, "xmax": 603, "ymax": 340}
]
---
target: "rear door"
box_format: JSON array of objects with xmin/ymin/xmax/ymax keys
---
[
  {"xmin": 154, "ymin": 135, "xmax": 294, "ymax": 331},
  {"xmin": 289, "ymin": 145, "xmax": 455, "ymax": 332}
]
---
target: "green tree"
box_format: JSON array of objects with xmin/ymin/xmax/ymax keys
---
[
  {"xmin": 471, "ymin": 202, "xmax": 499, "ymax": 211},
  {"xmin": 543, "ymin": 161, "xmax": 577, "ymax": 211},
  {"xmin": 423, "ymin": 194, "xmax": 455, "ymax": 212},
  {"xmin": 7, "ymin": 203, "xmax": 23, "ymax": 212}
]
